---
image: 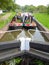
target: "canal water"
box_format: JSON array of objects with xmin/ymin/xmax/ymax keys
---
[
  {"xmin": 0, "ymin": 28, "xmax": 49, "ymax": 51},
  {"xmin": 29, "ymin": 28, "xmax": 49, "ymax": 42},
  {"xmin": 29, "ymin": 28, "xmax": 46, "ymax": 42},
  {"xmin": 0, "ymin": 28, "xmax": 49, "ymax": 42}
]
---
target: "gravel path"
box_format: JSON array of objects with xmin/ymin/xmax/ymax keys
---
[
  {"xmin": 0, "ymin": 13, "xmax": 11, "ymax": 20},
  {"xmin": 0, "ymin": 24, "xmax": 9, "ymax": 39},
  {"xmin": 0, "ymin": 13, "xmax": 12, "ymax": 39},
  {"xmin": 0, "ymin": 13, "xmax": 11, "ymax": 30}
]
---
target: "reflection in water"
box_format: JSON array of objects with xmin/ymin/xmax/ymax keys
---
[
  {"xmin": 17, "ymin": 30, "xmax": 26, "ymax": 38},
  {"xmin": 0, "ymin": 30, "xmax": 21, "ymax": 42},
  {"xmin": 19, "ymin": 37, "xmax": 31, "ymax": 51},
  {"xmin": 32, "ymin": 29, "xmax": 45, "ymax": 42},
  {"xmin": 29, "ymin": 28, "xmax": 49, "ymax": 42},
  {"xmin": 17, "ymin": 29, "xmax": 31, "ymax": 39},
  {"xmin": 0, "ymin": 28, "xmax": 49, "ymax": 42}
]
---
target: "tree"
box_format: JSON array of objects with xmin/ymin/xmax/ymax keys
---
[
  {"xmin": 0, "ymin": 0, "xmax": 19, "ymax": 11},
  {"xmin": 28, "ymin": 5, "xmax": 36, "ymax": 13},
  {"xmin": 23, "ymin": 5, "xmax": 36, "ymax": 13},
  {"xmin": 36, "ymin": 5, "xmax": 47, "ymax": 13}
]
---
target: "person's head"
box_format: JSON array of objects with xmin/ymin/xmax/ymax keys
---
[
  {"xmin": 12, "ymin": 16, "xmax": 16, "ymax": 21},
  {"xmin": 11, "ymin": 18, "xmax": 16, "ymax": 23},
  {"xmin": 11, "ymin": 20, "xmax": 13, "ymax": 23}
]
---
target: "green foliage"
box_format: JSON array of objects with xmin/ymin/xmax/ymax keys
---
[
  {"xmin": 0, "ymin": 0, "xmax": 13, "ymax": 10},
  {"xmin": 0, "ymin": 0, "xmax": 48, "ymax": 13},
  {"xmin": 34, "ymin": 60, "xmax": 44, "ymax": 65},
  {"xmin": 23, "ymin": 5, "xmax": 36, "ymax": 12},
  {"xmin": 0, "ymin": 0, "xmax": 20, "ymax": 11},
  {"xmin": 36, "ymin": 5, "xmax": 47, "ymax": 13},
  {"xmin": 23, "ymin": 5, "xmax": 47, "ymax": 13},
  {"xmin": 34, "ymin": 13, "xmax": 49, "ymax": 29},
  {"xmin": 15, "ymin": 58, "xmax": 22, "ymax": 64}
]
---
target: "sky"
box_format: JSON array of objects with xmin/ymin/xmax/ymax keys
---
[{"xmin": 15, "ymin": 0, "xmax": 49, "ymax": 6}]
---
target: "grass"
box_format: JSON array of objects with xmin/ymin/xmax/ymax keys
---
[
  {"xmin": 0, "ymin": 12, "xmax": 16, "ymax": 29},
  {"xmin": 33, "ymin": 13, "xmax": 49, "ymax": 29}
]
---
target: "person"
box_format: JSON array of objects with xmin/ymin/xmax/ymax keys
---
[
  {"xmin": 22, "ymin": 14, "xmax": 25, "ymax": 26},
  {"xmin": 17, "ymin": 12, "xmax": 21, "ymax": 20},
  {"xmin": 9, "ymin": 16, "xmax": 17, "ymax": 30},
  {"xmin": 29, "ymin": 15, "xmax": 34, "ymax": 23}
]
